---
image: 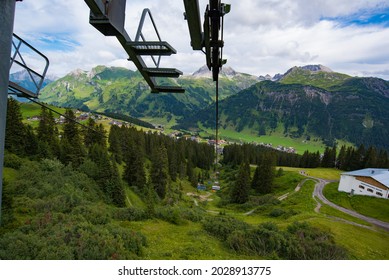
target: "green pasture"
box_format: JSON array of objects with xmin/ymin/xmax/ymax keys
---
[
  {"xmin": 279, "ymin": 166, "xmax": 342, "ymax": 181},
  {"xmin": 323, "ymin": 182, "xmax": 389, "ymax": 223}
]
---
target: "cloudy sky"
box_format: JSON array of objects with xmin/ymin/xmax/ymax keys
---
[{"xmin": 13, "ymin": 0, "xmax": 389, "ymax": 80}]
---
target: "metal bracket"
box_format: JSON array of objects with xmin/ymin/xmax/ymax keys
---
[
  {"xmin": 183, "ymin": 0, "xmax": 230, "ymax": 82},
  {"xmin": 8, "ymin": 33, "xmax": 49, "ymax": 98},
  {"xmin": 85, "ymin": 0, "xmax": 184, "ymax": 93}
]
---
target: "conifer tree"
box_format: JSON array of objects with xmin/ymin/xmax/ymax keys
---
[
  {"xmin": 24, "ymin": 125, "xmax": 39, "ymax": 156},
  {"xmin": 5, "ymin": 98, "xmax": 26, "ymax": 155},
  {"xmin": 321, "ymin": 145, "xmax": 336, "ymax": 168},
  {"xmin": 167, "ymin": 146, "xmax": 178, "ymax": 182},
  {"xmin": 108, "ymin": 125, "xmax": 123, "ymax": 163},
  {"xmin": 123, "ymin": 139, "xmax": 146, "ymax": 191},
  {"xmin": 88, "ymin": 143, "xmax": 125, "ymax": 206},
  {"xmin": 37, "ymin": 107, "xmax": 59, "ymax": 158},
  {"xmin": 60, "ymin": 109, "xmax": 85, "ymax": 166},
  {"xmin": 251, "ymin": 153, "xmax": 275, "ymax": 194},
  {"xmin": 231, "ymin": 162, "xmax": 250, "ymax": 204},
  {"xmin": 336, "ymin": 145, "xmax": 347, "ymax": 170},
  {"xmin": 363, "ymin": 146, "xmax": 377, "ymax": 168},
  {"xmin": 107, "ymin": 160, "xmax": 126, "ymax": 207},
  {"xmin": 151, "ymin": 145, "xmax": 169, "ymax": 199},
  {"xmin": 84, "ymin": 118, "xmax": 106, "ymax": 148}
]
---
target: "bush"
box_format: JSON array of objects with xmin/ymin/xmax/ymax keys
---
[
  {"xmin": 114, "ymin": 207, "xmax": 150, "ymax": 222},
  {"xmin": 202, "ymin": 216, "xmax": 250, "ymax": 240},
  {"xmin": 4, "ymin": 152, "xmax": 23, "ymax": 169},
  {"xmin": 72, "ymin": 204, "xmax": 112, "ymax": 225},
  {"xmin": 155, "ymin": 206, "xmax": 186, "ymax": 225},
  {"xmin": 281, "ymin": 222, "xmax": 348, "ymax": 260},
  {"xmin": 181, "ymin": 207, "xmax": 206, "ymax": 223},
  {"xmin": 269, "ymin": 208, "xmax": 286, "ymax": 217},
  {"xmin": 40, "ymin": 158, "xmax": 64, "ymax": 172},
  {"xmin": 227, "ymin": 222, "xmax": 286, "ymax": 256}
]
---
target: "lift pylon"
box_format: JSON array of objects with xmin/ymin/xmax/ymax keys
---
[{"xmin": 183, "ymin": 0, "xmax": 230, "ymax": 82}]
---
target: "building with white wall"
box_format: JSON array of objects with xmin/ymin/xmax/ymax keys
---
[{"xmin": 338, "ymin": 168, "xmax": 389, "ymax": 199}]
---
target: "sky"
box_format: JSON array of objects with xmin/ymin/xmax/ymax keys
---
[{"xmin": 13, "ymin": 0, "xmax": 389, "ymax": 80}]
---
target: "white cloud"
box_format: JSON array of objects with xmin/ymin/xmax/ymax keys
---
[{"xmin": 12, "ymin": 0, "xmax": 389, "ymax": 80}]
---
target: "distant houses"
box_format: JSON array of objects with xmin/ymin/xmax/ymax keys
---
[{"xmin": 338, "ymin": 168, "xmax": 389, "ymax": 199}]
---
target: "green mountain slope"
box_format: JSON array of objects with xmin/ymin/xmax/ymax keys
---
[
  {"xmin": 177, "ymin": 77, "xmax": 389, "ymax": 150},
  {"xmin": 279, "ymin": 65, "xmax": 351, "ymax": 90},
  {"xmin": 39, "ymin": 64, "xmax": 389, "ymax": 150},
  {"xmin": 39, "ymin": 65, "xmax": 260, "ymax": 121}
]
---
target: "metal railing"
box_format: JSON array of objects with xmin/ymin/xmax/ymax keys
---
[{"xmin": 8, "ymin": 33, "xmax": 50, "ymax": 98}]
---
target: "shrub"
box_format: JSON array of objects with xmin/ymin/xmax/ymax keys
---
[
  {"xmin": 281, "ymin": 222, "xmax": 348, "ymax": 260},
  {"xmin": 269, "ymin": 208, "xmax": 286, "ymax": 217},
  {"xmin": 155, "ymin": 206, "xmax": 186, "ymax": 225},
  {"xmin": 114, "ymin": 207, "xmax": 150, "ymax": 222},
  {"xmin": 72, "ymin": 204, "xmax": 112, "ymax": 225},
  {"xmin": 40, "ymin": 158, "xmax": 64, "ymax": 172},
  {"xmin": 202, "ymin": 216, "xmax": 250, "ymax": 240},
  {"xmin": 181, "ymin": 207, "xmax": 206, "ymax": 223},
  {"xmin": 227, "ymin": 222, "xmax": 286, "ymax": 256},
  {"xmin": 4, "ymin": 152, "xmax": 23, "ymax": 169}
]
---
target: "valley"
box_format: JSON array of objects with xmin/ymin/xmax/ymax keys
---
[
  {"xmin": 37, "ymin": 64, "xmax": 389, "ymax": 152},
  {"xmin": 2, "ymin": 64, "xmax": 389, "ymax": 260}
]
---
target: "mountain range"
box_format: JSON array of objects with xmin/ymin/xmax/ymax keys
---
[
  {"xmin": 9, "ymin": 70, "xmax": 57, "ymax": 97},
  {"xmin": 39, "ymin": 65, "xmax": 259, "ymax": 120},
  {"xmin": 38, "ymin": 64, "xmax": 389, "ymax": 150}
]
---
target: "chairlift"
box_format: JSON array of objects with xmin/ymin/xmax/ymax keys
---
[
  {"xmin": 84, "ymin": 0, "xmax": 185, "ymax": 93},
  {"xmin": 183, "ymin": 0, "xmax": 231, "ymax": 169}
]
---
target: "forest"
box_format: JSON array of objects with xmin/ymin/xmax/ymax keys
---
[{"xmin": 1, "ymin": 98, "xmax": 387, "ymax": 259}]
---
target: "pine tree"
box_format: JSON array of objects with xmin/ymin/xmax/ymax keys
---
[
  {"xmin": 167, "ymin": 146, "xmax": 178, "ymax": 181},
  {"xmin": 88, "ymin": 143, "xmax": 125, "ymax": 206},
  {"xmin": 5, "ymin": 98, "xmax": 26, "ymax": 155},
  {"xmin": 24, "ymin": 125, "xmax": 39, "ymax": 156},
  {"xmin": 84, "ymin": 118, "xmax": 106, "ymax": 148},
  {"xmin": 151, "ymin": 145, "xmax": 169, "ymax": 199},
  {"xmin": 230, "ymin": 162, "xmax": 250, "ymax": 204},
  {"xmin": 37, "ymin": 107, "xmax": 59, "ymax": 158},
  {"xmin": 123, "ymin": 139, "xmax": 146, "ymax": 191},
  {"xmin": 60, "ymin": 109, "xmax": 85, "ymax": 166},
  {"xmin": 363, "ymin": 146, "xmax": 377, "ymax": 168},
  {"xmin": 108, "ymin": 125, "xmax": 123, "ymax": 163},
  {"xmin": 252, "ymin": 153, "xmax": 275, "ymax": 194},
  {"xmin": 336, "ymin": 145, "xmax": 347, "ymax": 170},
  {"xmin": 107, "ymin": 160, "xmax": 126, "ymax": 207}
]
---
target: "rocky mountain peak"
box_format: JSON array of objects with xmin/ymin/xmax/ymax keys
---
[
  {"xmin": 191, "ymin": 65, "xmax": 237, "ymax": 78},
  {"xmin": 69, "ymin": 68, "xmax": 87, "ymax": 77},
  {"xmin": 300, "ymin": 64, "xmax": 333, "ymax": 73}
]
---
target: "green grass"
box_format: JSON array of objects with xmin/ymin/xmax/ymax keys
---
[
  {"xmin": 323, "ymin": 183, "xmax": 389, "ymax": 223},
  {"xmin": 219, "ymin": 128, "xmax": 326, "ymax": 154},
  {"xmin": 311, "ymin": 218, "xmax": 389, "ymax": 259},
  {"xmin": 279, "ymin": 166, "xmax": 342, "ymax": 181},
  {"xmin": 20, "ymin": 103, "xmax": 66, "ymax": 119},
  {"xmin": 128, "ymin": 219, "xmax": 250, "ymax": 260},
  {"xmin": 273, "ymin": 171, "xmax": 306, "ymax": 195},
  {"xmin": 124, "ymin": 187, "xmax": 146, "ymax": 208},
  {"xmin": 319, "ymin": 204, "xmax": 371, "ymax": 227}
]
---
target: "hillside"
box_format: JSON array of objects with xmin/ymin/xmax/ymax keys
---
[
  {"xmin": 38, "ymin": 64, "xmax": 389, "ymax": 151},
  {"xmin": 2, "ymin": 98, "xmax": 389, "ymax": 260},
  {"xmin": 279, "ymin": 65, "xmax": 351, "ymax": 90},
  {"xmin": 177, "ymin": 77, "xmax": 389, "ymax": 150},
  {"xmin": 39, "ymin": 65, "xmax": 260, "ymax": 121}
]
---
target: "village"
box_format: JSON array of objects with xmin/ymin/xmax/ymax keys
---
[{"xmin": 26, "ymin": 109, "xmax": 299, "ymax": 155}]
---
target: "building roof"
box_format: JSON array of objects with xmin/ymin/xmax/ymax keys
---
[{"xmin": 342, "ymin": 168, "xmax": 389, "ymax": 188}]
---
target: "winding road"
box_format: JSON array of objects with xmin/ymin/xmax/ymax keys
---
[{"xmin": 303, "ymin": 173, "xmax": 389, "ymax": 232}]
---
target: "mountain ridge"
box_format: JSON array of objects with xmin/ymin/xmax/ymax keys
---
[{"xmin": 37, "ymin": 64, "xmax": 389, "ymax": 150}]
